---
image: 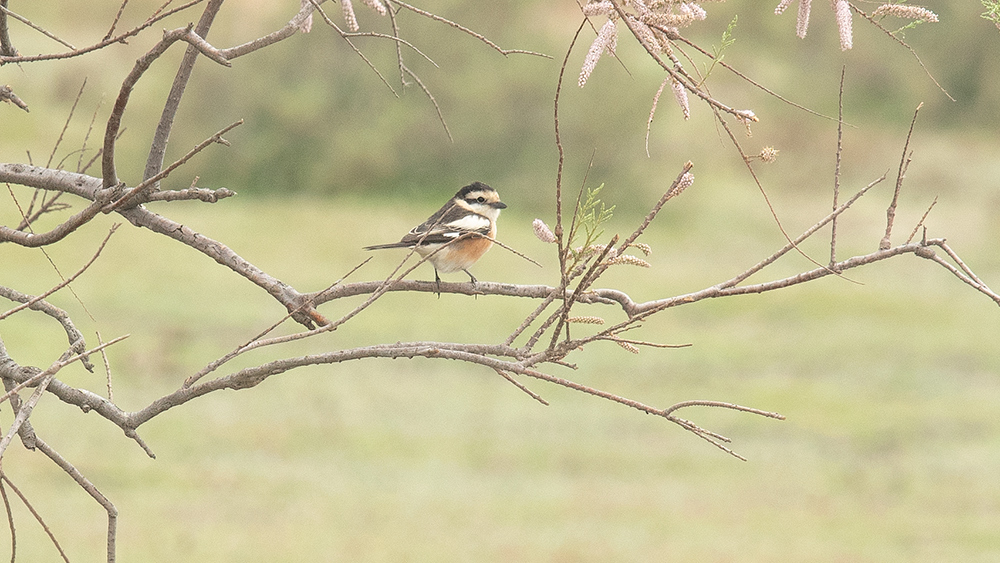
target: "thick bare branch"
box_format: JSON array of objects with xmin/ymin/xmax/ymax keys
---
[
  {"xmin": 0, "ymin": 288, "xmax": 89, "ymax": 366},
  {"xmin": 0, "ymin": 200, "xmax": 105, "ymax": 246},
  {"xmin": 143, "ymin": 0, "xmax": 226, "ymax": 188},
  {"xmin": 0, "ymin": 0, "xmax": 16, "ymax": 57},
  {"xmin": 102, "ymin": 24, "xmax": 232, "ymax": 189},
  {"xmin": 0, "ymin": 164, "xmax": 320, "ymax": 326}
]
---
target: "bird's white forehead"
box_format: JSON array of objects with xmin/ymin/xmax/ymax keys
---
[{"xmin": 464, "ymin": 188, "xmax": 501, "ymax": 202}]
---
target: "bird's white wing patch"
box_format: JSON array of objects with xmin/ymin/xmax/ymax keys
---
[{"xmin": 444, "ymin": 214, "xmax": 491, "ymax": 232}]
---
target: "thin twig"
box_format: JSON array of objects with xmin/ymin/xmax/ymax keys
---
[
  {"xmin": 0, "ymin": 225, "xmax": 119, "ymax": 321},
  {"xmin": 0, "ymin": 335, "xmax": 129, "ymax": 411},
  {"xmin": 104, "ymin": 0, "xmax": 131, "ymax": 41},
  {"xmin": 184, "ymin": 257, "xmax": 373, "ymax": 387},
  {"xmin": 0, "ymin": 475, "xmax": 69, "ymax": 563},
  {"xmin": 712, "ymin": 107, "xmax": 860, "ymax": 285},
  {"xmin": 103, "ymin": 23, "xmax": 232, "ymax": 189},
  {"xmin": 34, "ymin": 438, "xmax": 118, "ymax": 563},
  {"xmin": 905, "ymin": 196, "xmax": 936, "ymax": 245},
  {"xmin": 96, "ymin": 330, "xmax": 115, "ymax": 402},
  {"xmin": 0, "ymin": 476, "xmax": 14, "ymax": 563},
  {"xmin": 0, "ymin": 4, "xmax": 75, "ymax": 50},
  {"xmin": 927, "ymin": 240, "xmax": 993, "ymax": 294},
  {"xmin": 617, "ymin": 162, "xmax": 693, "ymax": 254},
  {"xmin": 493, "ymin": 368, "xmax": 549, "ymax": 406},
  {"xmin": 0, "ymin": 0, "xmax": 205, "ymax": 64},
  {"xmin": 851, "ymin": 4, "xmax": 954, "ymax": 101},
  {"xmin": 76, "ymin": 95, "xmax": 104, "ymax": 174},
  {"xmin": 673, "ymin": 34, "xmax": 842, "ymax": 123},
  {"xmin": 552, "ymin": 20, "xmax": 588, "ymax": 352},
  {"xmin": 388, "ymin": 0, "xmax": 550, "ymax": 58},
  {"xmin": 831, "ymin": 67, "xmax": 845, "ymax": 265},
  {"xmin": 46, "ymin": 78, "xmax": 87, "ymax": 169},
  {"xmin": 310, "ymin": 0, "xmax": 398, "ymax": 97},
  {"xmin": 402, "ymin": 64, "xmax": 452, "ymax": 141},
  {"xmin": 106, "ymin": 120, "xmax": 242, "ymax": 211},
  {"xmin": 505, "ymin": 289, "xmax": 560, "ymax": 347},
  {"xmin": 880, "ymin": 102, "xmax": 922, "ymax": 250}
]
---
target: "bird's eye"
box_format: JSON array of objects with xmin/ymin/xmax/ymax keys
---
[{"xmin": 477, "ymin": 196, "xmax": 486, "ymax": 203}]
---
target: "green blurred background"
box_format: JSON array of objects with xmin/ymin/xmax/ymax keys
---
[{"xmin": 2, "ymin": 1, "xmax": 1000, "ymax": 561}]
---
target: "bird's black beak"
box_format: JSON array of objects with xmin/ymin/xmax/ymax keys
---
[{"xmin": 493, "ymin": 201, "xmax": 508, "ymax": 209}]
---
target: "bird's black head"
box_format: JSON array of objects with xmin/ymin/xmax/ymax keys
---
[{"xmin": 455, "ymin": 182, "xmax": 506, "ymax": 209}]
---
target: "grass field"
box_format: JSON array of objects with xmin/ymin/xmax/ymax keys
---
[{"xmin": 3, "ymin": 147, "xmax": 1000, "ymax": 562}]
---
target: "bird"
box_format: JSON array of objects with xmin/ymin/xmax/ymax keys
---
[{"xmin": 363, "ymin": 182, "xmax": 507, "ymax": 291}]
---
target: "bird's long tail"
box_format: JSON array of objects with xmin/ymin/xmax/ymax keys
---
[{"xmin": 363, "ymin": 242, "xmax": 413, "ymax": 251}]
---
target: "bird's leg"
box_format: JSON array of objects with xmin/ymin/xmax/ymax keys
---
[
  {"xmin": 464, "ymin": 269, "xmax": 481, "ymax": 299},
  {"xmin": 434, "ymin": 268, "xmax": 442, "ymax": 298}
]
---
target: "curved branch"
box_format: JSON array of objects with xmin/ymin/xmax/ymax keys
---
[
  {"xmin": 217, "ymin": 0, "xmax": 320, "ymax": 60},
  {"xmin": 0, "ymin": 200, "xmax": 104, "ymax": 246},
  {"xmin": 103, "ymin": 25, "xmax": 231, "ymax": 189},
  {"xmin": 0, "ymin": 288, "xmax": 89, "ymax": 367}
]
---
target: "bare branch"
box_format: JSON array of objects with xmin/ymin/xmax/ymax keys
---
[
  {"xmin": 0, "ymin": 4, "xmax": 75, "ymax": 50},
  {"xmin": 0, "ymin": 475, "xmax": 69, "ymax": 563},
  {"xmin": 831, "ymin": 67, "xmax": 845, "ymax": 264},
  {"xmin": 103, "ymin": 0, "xmax": 131, "ymax": 41},
  {"xmin": 0, "ymin": 0, "xmax": 206, "ymax": 65},
  {"xmin": 0, "ymin": 335, "xmax": 129, "ymax": 460},
  {"xmin": 0, "ymin": 224, "xmax": 119, "ymax": 320},
  {"xmin": 0, "ymin": 476, "xmax": 14, "ymax": 561},
  {"xmin": 389, "ymin": 0, "xmax": 551, "ymax": 58},
  {"xmin": 143, "ymin": 0, "xmax": 225, "ymax": 187},
  {"xmin": 34, "ymin": 438, "xmax": 118, "ymax": 563},
  {"xmin": 0, "ymin": 0, "xmax": 16, "ymax": 57},
  {"xmin": 402, "ymin": 64, "xmax": 452, "ymax": 141},
  {"xmin": 106, "ymin": 119, "xmax": 242, "ymax": 211},
  {"xmin": 722, "ymin": 175, "xmax": 885, "ymax": 289},
  {"xmin": 850, "ymin": 4, "xmax": 954, "ymax": 101},
  {"xmin": 494, "ymin": 368, "xmax": 549, "ymax": 406},
  {"xmin": 0, "ymin": 289, "xmax": 88, "ymax": 364},
  {"xmin": 309, "ymin": 0, "xmax": 398, "ymax": 96},
  {"xmin": 905, "ymin": 197, "xmax": 937, "ymax": 245},
  {"xmin": 103, "ymin": 24, "xmax": 232, "ymax": 189},
  {"xmin": 0, "ymin": 199, "xmax": 105, "ymax": 247},
  {"xmin": 917, "ymin": 240, "xmax": 1000, "ymax": 305},
  {"xmin": 216, "ymin": 0, "xmax": 316, "ymax": 60},
  {"xmin": 672, "ymin": 34, "xmax": 841, "ymax": 123},
  {"xmin": 46, "ymin": 79, "xmax": 89, "ymax": 170},
  {"xmin": 880, "ymin": 102, "xmax": 922, "ymax": 250},
  {"xmin": 0, "ymin": 84, "xmax": 28, "ymax": 112},
  {"xmin": 0, "ymin": 164, "xmax": 321, "ymax": 327}
]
